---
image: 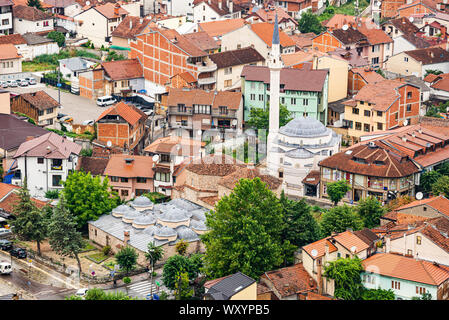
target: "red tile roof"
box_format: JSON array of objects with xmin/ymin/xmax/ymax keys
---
[
  {"xmin": 159, "ymin": 29, "xmax": 207, "ymax": 57},
  {"xmin": 103, "ymin": 154, "xmax": 153, "ymax": 178},
  {"xmin": 198, "ymin": 18, "xmax": 245, "ymax": 38},
  {"xmin": 111, "ymin": 16, "xmax": 151, "ymax": 39},
  {"xmin": 0, "ymin": 43, "xmax": 21, "ymax": 60},
  {"xmin": 358, "ymin": 26, "xmax": 393, "ymax": 45},
  {"xmin": 362, "ymin": 253, "xmax": 449, "ymax": 285},
  {"xmin": 250, "ymin": 22, "xmax": 296, "ymax": 48},
  {"xmin": 218, "ymin": 167, "xmax": 282, "ymax": 191},
  {"xmin": 302, "ymin": 170, "xmax": 320, "ymax": 186},
  {"xmin": 0, "ymin": 182, "xmax": 19, "ymax": 200},
  {"xmin": 165, "ymin": 87, "xmax": 242, "ymax": 110},
  {"xmin": 12, "ymin": 5, "xmax": 52, "ymax": 21},
  {"xmin": 351, "ymin": 79, "xmax": 409, "ymax": 111},
  {"xmin": 302, "ymin": 237, "xmax": 338, "ymax": 259},
  {"xmin": 0, "ymin": 33, "xmax": 26, "ymax": 45},
  {"xmin": 14, "ymin": 132, "xmax": 82, "ymax": 159},
  {"xmin": 183, "ymin": 31, "xmax": 219, "ymax": 52},
  {"xmin": 350, "ymin": 67, "xmax": 385, "ymax": 84},
  {"xmin": 396, "ymin": 195, "xmax": 449, "ymax": 218},
  {"xmin": 102, "ymin": 59, "xmax": 143, "ymax": 81},
  {"xmin": 94, "ymin": 2, "xmax": 128, "ymax": 19},
  {"xmin": 96, "ymin": 101, "xmax": 148, "ymax": 126},
  {"xmin": 185, "ymin": 154, "xmax": 246, "ymax": 176},
  {"xmin": 17, "ymin": 90, "xmax": 60, "ymax": 111}
]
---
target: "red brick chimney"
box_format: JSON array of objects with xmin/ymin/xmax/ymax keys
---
[
  {"xmin": 123, "ymin": 230, "xmax": 130, "ymax": 245},
  {"xmin": 114, "ymin": 3, "xmax": 120, "ymax": 16}
]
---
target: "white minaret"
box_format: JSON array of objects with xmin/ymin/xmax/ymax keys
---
[{"xmin": 267, "ymin": 13, "xmax": 284, "ymax": 176}]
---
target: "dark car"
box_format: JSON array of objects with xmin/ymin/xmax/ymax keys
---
[
  {"xmin": 0, "ymin": 239, "xmax": 12, "ymax": 251},
  {"xmin": 57, "ymin": 113, "xmax": 67, "ymax": 120},
  {"xmin": 10, "ymin": 248, "xmax": 27, "ymax": 259}
]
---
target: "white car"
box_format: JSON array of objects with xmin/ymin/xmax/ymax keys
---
[
  {"xmin": 96, "ymin": 96, "xmax": 116, "ymax": 107},
  {"xmin": 82, "ymin": 120, "xmax": 94, "ymax": 126},
  {"xmin": 0, "ymin": 228, "xmax": 11, "ymax": 237},
  {"xmin": 76, "ymin": 288, "xmax": 89, "ymax": 297}
]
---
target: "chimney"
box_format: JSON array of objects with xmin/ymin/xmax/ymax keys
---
[
  {"xmin": 129, "ymin": 19, "xmax": 133, "ymax": 30},
  {"xmin": 229, "ymin": 0, "xmax": 233, "ymax": 13},
  {"xmin": 218, "ymin": 0, "xmax": 222, "ymax": 9},
  {"xmin": 123, "ymin": 230, "xmax": 130, "ymax": 245},
  {"xmin": 385, "ymin": 235, "xmax": 391, "ymax": 253},
  {"xmin": 316, "ymin": 258, "xmax": 323, "ymax": 295},
  {"xmin": 114, "ymin": 3, "xmax": 120, "ymax": 16}
]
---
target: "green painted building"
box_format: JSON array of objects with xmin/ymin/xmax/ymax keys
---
[{"xmin": 241, "ymin": 65, "xmax": 329, "ymax": 124}]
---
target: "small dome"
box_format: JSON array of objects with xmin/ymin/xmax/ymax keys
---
[
  {"xmin": 190, "ymin": 219, "xmax": 208, "ymax": 231},
  {"xmin": 154, "ymin": 225, "xmax": 177, "ymax": 238},
  {"xmin": 159, "ymin": 207, "xmax": 189, "ymax": 223},
  {"xmin": 176, "ymin": 225, "xmax": 199, "ymax": 241},
  {"xmin": 191, "ymin": 209, "xmax": 207, "ymax": 221},
  {"xmin": 285, "ymin": 147, "xmax": 316, "ymax": 159},
  {"xmin": 168, "ymin": 198, "xmax": 200, "ymax": 211},
  {"xmin": 122, "ymin": 208, "xmax": 140, "ymax": 221},
  {"xmin": 130, "ymin": 196, "xmax": 153, "ymax": 208},
  {"xmin": 143, "ymin": 225, "xmax": 158, "ymax": 236},
  {"xmin": 279, "ymin": 117, "xmax": 328, "ymax": 137},
  {"xmin": 133, "ymin": 214, "xmax": 156, "ymax": 226},
  {"xmin": 112, "ymin": 204, "xmax": 133, "ymax": 217}
]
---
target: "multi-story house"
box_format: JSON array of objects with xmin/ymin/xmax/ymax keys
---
[
  {"xmin": 220, "ymin": 22, "xmax": 296, "ymax": 60},
  {"xmin": 73, "ymin": 2, "xmax": 129, "ymax": 47},
  {"xmin": 241, "ymin": 65, "xmax": 329, "ymax": 123},
  {"xmin": 0, "ymin": 0, "xmax": 13, "ymax": 35},
  {"xmin": 103, "ymin": 154, "xmax": 154, "ymax": 200},
  {"xmin": 197, "ymin": 18, "xmax": 245, "ymax": 46},
  {"xmin": 343, "ymin": 79, "xmax": 421, "ymax": 144},
  {"xmin": 312, "ymin": 27, "xmax": 369, "ymax": 53},
  {"xmin": 43, "ymin": 0, "xmax": 82, "ymax": 17},
  {"xmin": 11, "ymin": 132, "xmax": 81, "ymax": 197},
  {"xmin": 384, "ymin": 47, "xmax": 449, "ymax": 78},
  {"xmin": 362, "ymin": 252, "xmax": 449, "ymax": 300},
  {"xmin": 12, "ymin": 5, "xmax": 54, "ymax": 34},
  {"xmin": 101, "ymin": 59, "xmax": 144, "ymax": 97},
  {"xmin": 192, "ymin": 0, "xmax": 243, "ymax": 23},
  {"xmin": 110, "ymin": 16, "xmax": 151, "ymax": 52},
  {"xmin": 318, "ymin": 140, "xmax": 421, "ymax": 202},
  {"xmin": 208, "ymin": 47, "xmax": 265, "ymax": 91},
  {"xmin": 358, "ymin": 26, "xmax": 394, "ymax": 68},
  {"xmin": 163, "ymin": 87, "xmax": 243, "ymax": 138},
  {"xmin": 347, "ymin": 67, "xmax": 385, "ymax": 96},
  {"xmin": 143, "ymin": 136, "xmax": 205, "ymax": 196},
  {"xmin": 274, "ymin": 0, "xmax": 321, "ymax": 18},
  {"xmin": 129, "ymin": 26, "xmax": 217, "ymax": 95},
  {"xmin": 0, "ymin": 43, "xmax": 21, "ymax": 75},
  {"xmin": 96, "ymin": 101, "xmax": 148, "ymax": 154},
  {"xmin": 302, "ymin": 228, "xmax": 379, "ymax": 296},
  {"xmin": 244, "ymin": 5, "xmax": 298, "ymax": 34},
  {"xmin": 10, "ymin": 91, "xmax": 59, "ymax": 128}
]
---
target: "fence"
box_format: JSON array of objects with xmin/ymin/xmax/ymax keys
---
[
  {"xmin": 41, "ymin": 76, "xmax": 73, "ymax": 93},
  {"xmin": 112, "ymin": 94, "xmax": 155, "ymax": 107}
]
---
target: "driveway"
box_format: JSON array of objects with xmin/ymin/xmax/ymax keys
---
[{"xmin": 5, "ymin": 84, "xmax": 105, "ymax": 125}]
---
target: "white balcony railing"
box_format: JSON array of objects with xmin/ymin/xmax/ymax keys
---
[{"xmin": 198, "ymin": 76, "xmax": 216, "ymax": 85}]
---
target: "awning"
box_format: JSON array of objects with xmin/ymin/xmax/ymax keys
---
[{"xmin": 109, "ymin": 45, "xmax": 131, "ymax": 51}]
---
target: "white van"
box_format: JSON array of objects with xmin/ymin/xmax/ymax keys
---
[
  {"xmin": 96, "ymin": 96, "xmax": 117, "ymax": 107},
  {"xmin": 0, "ymin": 262, "xmax": 12, "ymax": 274}
]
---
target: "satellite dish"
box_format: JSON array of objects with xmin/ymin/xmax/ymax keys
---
[
  {"xmin": 351, "ymin": 246, "xmax": 357, "ymax": 253},
  {"xmin": 197, "ymin": 130, "xmax": 202, "ymax": 136},
  {"xmin": 375, "ymin": 1, "xmax": 381, "ymax": 7},
  {"xmin": 403, "ymin": 119, "xmax": 408, "ymax": 126},
  {"xmin": 107, "ymin": 140, "xmax": 112, "ymax": 147},
  {"xmin": 311, "ymin": 249, "xmax": 318, "ymax": 257},
  {"xmin": 232, "ymin": 119, "xmax": 237, "ymax": 126},
  {"xmin": 86, "ymin": 0, "xmax": 90, "ymax": 5},
  {"xmin": 342, "ymin": 24, "xmax": 349, "ymax": 31},
  {"xmin": 152, "ymin": 154, "xmax": 160, "ymax": 162},
  {"xmin": 409, "ymin": 17, "xmax": 414, "ymax": 23},
  {"xmin": 416, "ymin": 192, "xmax": 423, "ymax": 200}
]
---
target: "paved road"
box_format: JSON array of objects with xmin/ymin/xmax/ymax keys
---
[{"xmin": 5, "ymin": 84, "xmax": 105, "ymax": 124}]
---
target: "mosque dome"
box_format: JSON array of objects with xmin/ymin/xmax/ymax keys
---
[
  {"xmin": 132, "ymin": 214, "xmax": 156, "ymax": 228},
  {"xmin": 154, "ymin": 225, "xmax": 177, "ymax": 238},
  {"xmin": 159, "ymin": 207, "xmax": 189, "ymax": 223},
  {"xmin": 130, "ymin": 196, "xmax": 153, "ymax": 208},
  {"xmin": 279, "ymin": 116, "xmax": 328, "ymax": 137},
  {"xmin": 176, "ymin": 226, "xmax": 199, "ymax": 241},
  {"xmin": 111, "ymin": 204, "xmax": 133, "ymax": 217}
]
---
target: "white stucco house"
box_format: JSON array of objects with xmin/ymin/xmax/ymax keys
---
[
  {"xmin": 12, "ymin": 5, "xmax": 54, "ymax": 34},
  {"xmin": 11, "ymin": 132, "xmax": 81, "ymax": 198},
  {"xmin": 192, "ymin": 0, "xmax": 242, "ymax": 23}
]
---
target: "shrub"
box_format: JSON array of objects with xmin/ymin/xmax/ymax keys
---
[
  {"xmin": 123, "ymin": 276, "xmax": 131, "ymax": 285},
  {"xmin": 102, "ymin": 245, "xmax": 111, "ymax": 256},
  {"xmin": 45, "ymin": 190, "xmax": 59, "ymax": 199}
]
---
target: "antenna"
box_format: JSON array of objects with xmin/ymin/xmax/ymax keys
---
[
  {"xmin": 107, "ymin": 140, "xmax": 112, "ymax": 147},
  {"xmin": 152, "ymin": 154, "xmax": 160, "ymax": 162},
  {"xmin": 416, "ymin": 192, "xmax": 423, "ymax": 200},
  {"xmin": 351, "ymin": 246, "xmax": 357, "ymax": 253}
]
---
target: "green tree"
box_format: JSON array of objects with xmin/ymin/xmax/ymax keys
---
[
  {"xmin": 435, "ymin": 161, "xmax": 449, "ymax": 176},
  {"xmin": 62, "ymin": 171, "xmax": 120, "ymax": 230},
  {"xmin": 279, "ymin": 192, "xmax": 322, "ymax": 248},
  {"xmin": 48, "ymin": 196, "xmax": 84, "ymax": 274},
  {"xmin": 11, "ymin": 183, "xmax": 47, "ymax": 255},
  {"xmin": 298, "ymin": 10, "xmax": 325, "ymax": 35},
  {"xmin": 47, "ymin": 31, "xmax": 65, "ymax": 47},
  {"xmin": 115, "ymin": 246, "xmax": 138, "ymax": 275},
  {"xmin": 84, "ymin": 287, "xmax": 106, "ymax": 300},
  {"xmin": 320, "ymin": 205, "xmax": 364, "ymax": 237},
  {"xmin": 27, "ymin": 0, "xmax": 43, "ymax": 10},
  {"xmin": 424, "ymin": 69, "xmax": 443, "ymax": 78},
  {"xmin": 323, "ymin": 257, "xmax": 365, "ymax": 300},
  {"xmin": 327, "ymin": 179, "xmax": 351, "ymax": 206},
  {"xmin": 145, "ymin": 241, "xmax": 164, "ymax": 268},
  {"xmin": 356, "ymin": 196, "xmax": 385, "ymax": 229},
  {"xmin": 175, "ymin": 239, "xmax": 189, "ymax": 256},
  {"xmin": 420, "ymin": 170, "xmax": 442, "ymax": 194},
  {"xmin": 174, "ymin": 271, "xmax": 194, "ymax": 300},
  {"xmin": 201, "ymin": 178, "xmax": 286, "ymax": 279},
  {"xmin": 362, "ymin": 288, "xmax": 395, "ymax": 300},
  {"xmin": 432, "ymin": 175, "xmax": 449, "ymax": 198},
  {"xmin": 412, "ymin": 292, "xmax": 432, "ymax": 300},
  {"xmin": 245, "ymin": 104, "xmax": 293, "ymax": 131},
  {"xmin": 162, "ymin": 255, "xmax": 196, "ymax": 290}
]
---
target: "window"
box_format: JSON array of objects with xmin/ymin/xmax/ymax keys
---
[
  {"xmin": 377, "ymin": 122, "xmax": 383, "ymax": 130},
  {"xmin": 120, "ymin": 177, "xmax": 128, "ymax": 183},
  {"xmin": 291, "ymin": 98, "xmax": 296, "ymax": 105},
  {"xmin": 364, "ymin": 123, "xmax": 370, "ymax": 132},
  {"xmin": 52, "ymin": 175, "xmax": 62, "ymax": 187},
  {"xmin": 355, "ymin": 122, "xmax": 362, "ymax": 130},
  {"xmin": 160, "ymin": 154, "xmax": 170, "ymax": 162},
  {"xmin": 110, "ymin": 176, "xmax": 119, "ymax": 182},
  {"xmin": 281, "ymin": 97, "xmax": 285, "ymax": 104},
  {"xmin": 407, "ymin": 104, "xmax": 412, "ymax": 112},
  {"xmin": 407, "ymin": 92, "xmax": 412, "ymax": 99},
  {"xmin": 303, "ymin": 99, "xmax": 308, "ymax": 106},
  {"xmin": 136, "ymin": 177, "xmax": 147, "ymax": 183},
  {"xmin": 395, "ymin": 113, "xmax": 398, "ymax": 120},
  {"xmin": 371, "ymin": 57, "xmax": 379, "ymax": 65},
  {"xmin": 259, "ymin": 94, "xmax": 264, "ymax": 101},
  {"xmin": 121, "ymin": 189, "xmax": 129, "ymax": 197},
  {"xmin": 416, "ymin": 236, "xmax": 422, "ymax": 245},
  {"xmin": 177, "ymin": 104, "xmax": 186, "ymax": 113},
  {"xmin": 51, "ymin": 159, "xmax": 62, "ymax": 170},
  {"xmin": 279, "ymin": 171, "xmax": 283, "ymax": 178},
  {"xmin": 46, "ymin": 108, "xmax": 54, "ymax": 114},
  {"xmin": 404, "ymin": 57, "xmax": 408, "ymax": 62},
  {"xmin": 250, "ymin": 94, "xmax": 255, "ymax": 100},
  {"xmin": 224, "ymin": 79, "xmax": 232, "ymax": 87},
  {"xmin": 416, "ymin": 286, "xmax": 426, "ymax": 295},
  {"xmin": 377, "ymin": 111, "xmax": 382, "ymax": 117},
  {"xmin": 224, "ymin": 67, "xmax": 232, "ymax": 75},
  {"xmin": 219, "ymin": 106, "xmax": 228, "ymax": 115},
  {"xmin": 407, "ymin": 249, "xmax": 413, "ymax": 256},
  {"xmin": 391, "ymin": 281, "xmax": 401, "ymax": 290},
  {"xmin": 364, "ymin": 110, "xmax": 371, "ymax": 117},
  {"xmin": 155, "ymin": 172, "xmax": 170, "ymax": 182},
  {"xmin": 352, "ymin": 108, "xmax": 359, "ymax": 114},
  {"xmin": 194, "ymin": 104, "xmax": 211, "ymax": 114},
  {"xmin": 38, "ymin": 110, "xmax": 44, "ymax": 116}
]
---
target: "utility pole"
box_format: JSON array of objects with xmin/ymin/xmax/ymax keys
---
[{"xmin": 57, "ymin": 67, "xmax": 61, "ymax": 105}]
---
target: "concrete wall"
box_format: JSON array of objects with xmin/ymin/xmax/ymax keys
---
[{"xmin": 13, "ymin": 17, "xmax": 54, "ymax": 34}]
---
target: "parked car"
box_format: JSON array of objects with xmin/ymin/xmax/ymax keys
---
[
  {"xmin": 0, "ymin": 239, "xmax": 12, "ymax": 251},
  {"xmin": 7, "ymin": 80, "xmax": 17, "ymax": 87},
  {"xmin": 82, "ymin": 120, "xmax": 94, "ymax": 126},
  {"xmin": 24, "ymin": 77, "xmax": 36, "ymax": 85},
  {"xmin": 76, "ymin": 288, "xmax": 89, "ymax": 298},
  {"xmin": 59, "ymin": 115, "xmax": 73, "ymax": 123},
  {"xmin": 9, "ymin": 248, "xmax": 27, "ymax": 259},
  {"xmin": 57, "ymin": 113, "xmax": 67, "ymax": 120},
  {"xmin": 0, "ymin": 228, "xmax": 11, "ymax": 238},
  {"xmin": 18, "ymin": 79, "xmax": 28, "ymax": 87},
  {"xmin": 0, "ymin": 81, "xmax": 7, "ymax": 88},
  {"xmin": 96, "ymin": 95, "xmax": 116, "ymax": 107},
  {"xmin": 0, "ymin": 262, "xmax": 12, "ymax": 274}
]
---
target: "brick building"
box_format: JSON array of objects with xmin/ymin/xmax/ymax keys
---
[
  {"xmin": 10, "ymin": 91, "xmax": 59, "ymax": 128},
  {"xmin": 79, "ymin": 66, "xmax": 104, "ymax": 100},
  {"xmin": 347, "ymin": 66, "xmax": 385, "ymax": 96},
  {"xmin": 96, "ymin": 101, "xmax": 148, "ymax": 154}
]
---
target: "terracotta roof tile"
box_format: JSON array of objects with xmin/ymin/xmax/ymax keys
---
[
  {"xmin": 0, "ymin": 43, "xmax": 20, "ymax": 60},
  {"xmin": 0, "ymin": 191, "xmax": 49, "ymax": 215},
  {"xmin": 198, "ymin": 195, "xmax": 219, "ymax": 206},
  {"xmin": 17, "ymin": 90, "xmax": 60, "ymax": 111},
  {"xmin": 324, "ymin": 14, "xmax": 376, "ymax": 29},
  {"xmin": 12, "ymin": 5, "xmax": 52, "ymax": 21},
  {"xmin": 0, "ymin": 182, "xmax": 19, "ymax": 200},
  {"xmin": 351, "ymin": 79, "xmax": 407, "ymax": 111},
  {"xmin": 111, "ymin": 16, "xmax": 151, "ymax": 39},
  {"xmin": 144, "ymin": 136, "xmax": 205, "ymax": 155},
  {"xmin": 96, "ymin": 101, "xmax": 148, "ymax": 126},
  {"xmin": 362, "ymin": 252, "xmax": 449, "ymax": 285},
  {"xmin": 261, "ymin": 264, "xmax": 316, "ymax": 297},
  {"xmin": 302, "ymin": 170, "xmax": 320, "ymax": 185},
  {"xmin": 358, "ymin": 26, "xmax": 393, "ymax": 45},
  {"xmin": 302, "ymin": 238, "xmax": 338, "ymax": 259},
  {"xmin": 14, "ymin": 132, "xmax": 82, "ymax": 159},
  {"xmin": 405, "ymin": 47, "xmax": 449, "ymax": 65},
  {"xmin": 198, "ymin": 18, "xmax": 245, "ymax": 38},
  {"xmin": 94, "ymin": 2, "xmax": 128, "ymax": 19},
  {"xmin": 193, "ymin": 0, "xmax": 243, "ymax": 16},
  {"xmin": 165, "ymin": 88, "xmax": 242, "ymax": 110},
  {"xmin": 102, "ymin": 59, "xmax": 143, "ymax": 81},
  {"xmin": 76, "ymin": 156, "xmax": 109, "ymax": 176},
  {"xmin": 183, "ymin": 31, "xmax": 219, "ymax": 52},
  {"xmin": 208, "ymin": 46, "xmax": 264, "ymax": 69},
  {"xmin": 0, "ymin": 33, "xmax": 26, "ymax": 45},
  {"xmin": 396, "ymin": 196, "xmax": 449, "ymax": 218},
  {"xmin": 289, "ymin": 33, "xmax": 315, "ymax": 49},
  {"xmin": 429, "ymin": 73, "xmax": 449, "ymax": 92},
  {"xmin": 350, "ymin": 67, "xmax": 385, "ymax": 84},
  {"xmin": 331, "ymin": 28, "xmax": 368, "ymax": 45},
  {"xmin": 103, "ymin": 154, "xmax": 153, "ymax": 178},
  {"xmin": 250, "ymin": 22, "xmax": 295, "ymax": 48},
  {"xmin": 185, "ymin": 154, "xmax": 245, "ymax": 176},
  {"xmin": 159, "ymin": 29, "xmax": 206, "ymax": 57},
  {"xmin": 218, "ymin": 167, "xmax": 282, "ymax": 191}
]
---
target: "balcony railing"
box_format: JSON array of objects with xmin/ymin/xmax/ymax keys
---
[
  {"xmin": 197, "ymin": 76, "xmax": 216, "ymax": 85},
  {"xmin": 51, "ymin": 165, "xmax": 63, "ymax": 171}
]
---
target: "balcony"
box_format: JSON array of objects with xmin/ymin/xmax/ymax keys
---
[
  {"xmin": 189, "ymin": 62, "xmax": 217, "ymax": 73},
  {"xmin": 168, "ymin": 107, "xmax": 193, "ymax": 116},
  {"xmin": 197, "ymin": 76, "xmax": 216, "ymax": 85},
  {"xmin": 51, "ymin": 165, "xmax": 63, "ymax": 171}
]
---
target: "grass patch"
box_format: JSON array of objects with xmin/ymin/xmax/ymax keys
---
[
  {"xmin": 86, "ymin": 252, "xmax": 109, "ymax": 264},
  {"xmin": 21, "ymin": 49, "xmax": 100, "ymax": 72},
  {"xmin": 318, "ymin": 0, "xmax": 370, "ymax": 22},
  {"xmin": 142, "ymin": 192, "xmax": 168, "ymax": 204},
  {"xmin": 103, "ymin": 260, "xmax": 121, "ymax": 271},
  {"xmin": 80, "ymin": 240, "xmax": 96, "ymax": 253}
]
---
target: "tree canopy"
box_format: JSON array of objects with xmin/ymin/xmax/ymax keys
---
[
  {"xmin": 201, "ymin": 178, "xmax": 287, "ymax": 279},
  {"xmin": 115, "ymin": 246, "xmax": 138, "ymax": 275},
  {"xmin": 326, "ymin": 180, "xmax": 351, "ymax": 206},
  {"xmin": 420, "ymin": 170, "xmax": 442, "ymax": 194},
  {"xmin": 27, "ymin": 0, "xmax": 43, "ymax": 10},
  {"xmin": 245, "ymin": 104, "xmax": 293, "ymax": 131},
  {"xmin": 323, "ymin": 257, "xmax": 365, "ymax": 300},
  {"xmin": 432, "ymin": 175, "xmax": 449, "ymax": 198},
  {"xmin": 298, "ymin": 10, "xmax": 326, "ymax": 35},
  {"xmin": 47, "ymin": 31, "xmax": 65, "ymax": 47},
  {"xmin": 320, "ymin": 205, "xmax": 364, "ymax": 237},
  {"xmin": 62, "ymin": 171, "xmax": 120, "ymax": 230},
  {"xmin": 162, "ymin": 254, "xmax": 203, "ymax": 291},
  {"xmin": 355, "ymin": 196, "xmax": 385, "ymax": 229}
]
